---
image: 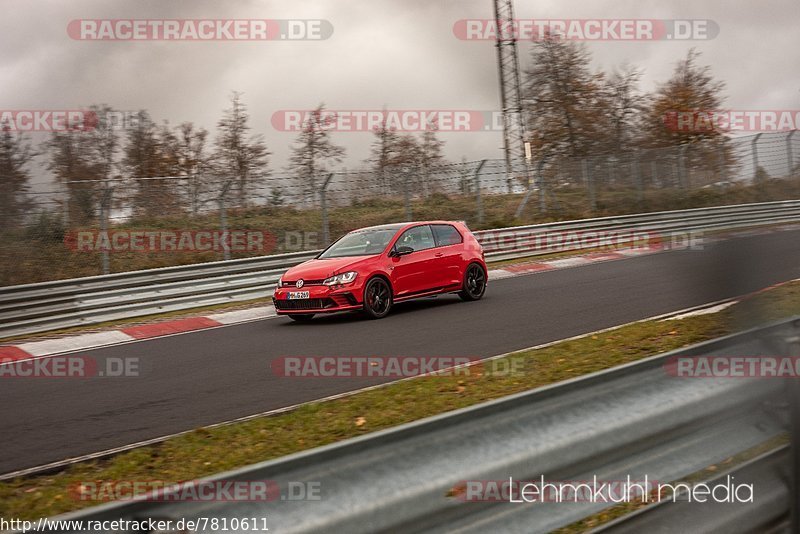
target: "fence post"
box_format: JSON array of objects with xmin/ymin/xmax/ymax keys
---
[
  {"xmin": 582, "ymin": 159, "xmax": 596, "ymax": 212},
  {"xmin": 787, "ymin": 130, "xmax": 797, "ymax": 177},
  {"xmin": 61, "ymin": 180, "xmax": 70, "ymax": 227},
  {"xmin": 99, "ymin": 183, "xmax": 114, "ymax": 275},
  {"xmin": 190, "ymin": 171, "xmax": 199, "ymax": 216},
  {"xmin": 515, "ymin": 158, "xmax": 547, "ymax": 219},
  {"xmin": 650, "ymin": 160, "xmax": 659, "ymax": 189},
  {"xmin": 752, "ymin": 133, "xmax": 763, "ymax": 182},
  {"xmin": 717, "ymin": 142, "xmax": 728, "ymax": 182},
  {"xmin": 537, "ymin": 158, "xmax": 546, "ymax": 214},
  {"xmin": 633, "ymin": 150, "xmax": 643, "ymax": 205},
  {"xmin": 474, "ymin": 160, "xmax": 487, "ymax": 226},
  {"xmin": 403, "ymin": 167, "xmax": 412, "ymax": 221},
  {"xmin": 320, "ymin": 173, "xmax": 334, "ymax": 247},
  {"xmin": 218, "ymin": 180, "xmax": 233, "ymax": 261},
  {"xmin": 608, "ymin": 155, "xmax": 618, "ymax": 185},
  {"xmin": 678, "ymin": 145, "xmax": 688, "ymax": 189}
]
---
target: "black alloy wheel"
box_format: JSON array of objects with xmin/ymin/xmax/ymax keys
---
[
  {"xmin": 458, "ymin": 263, "xmax": 486, "ymax": 301},
  {"xmin": 363, "ymin": 277, "xmax": 393, "ymax": 319}
]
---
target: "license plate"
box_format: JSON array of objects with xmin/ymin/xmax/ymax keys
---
[{"xmin": 287, "ymin": 291, "xmax": 310, "ymax": 300}]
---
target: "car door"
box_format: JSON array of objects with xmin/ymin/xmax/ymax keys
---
[
  {"xmin": 431, "ymin": 223, "xmax": 464, "ymax": 287},
  {"xmin": 389, "ymin": 225, "xmax": 440, "ymax": 297}
]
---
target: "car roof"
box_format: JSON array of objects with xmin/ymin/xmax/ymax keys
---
[{"xmin": 354, "ymin": 221, "xmax": 464, "ymax": 232}]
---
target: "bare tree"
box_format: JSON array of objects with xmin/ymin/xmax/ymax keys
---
[
  {"xmin": 366, "ymin": 113, "xmax": 400, "ymax": 194},
  {"xmin": 171, "ymin": 122, "xmax": 209, "ymax": 215},
  {"xmin": 0, "ymin": 122, "xmax": 35, "ymax": 228},
  {"xmin": 45, "ymin": 104, "xmax": 117, "ymax": 225},
  {"xmin": 122, "ymin": 111, "xmax": 181, "ymax": 217},
  {"xmin": 418, "ymin": 125, "xmax": 446, "ymax": 194},
  {"xmin": 387, "ymin": 134, "xmax": 422, "ymax": 195},
  {"xmin": 604, "ymin": 63, "xmax": 645, "ymax": 154},
  {"xmin": 287, "ymin": 104, "xmax": 345, "ymax": 204},
  {"xmin": 214, "ymin": 92, "xmax": 270, "ymax": 207}
]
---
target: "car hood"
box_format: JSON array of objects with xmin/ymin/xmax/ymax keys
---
[{"xmin": 283, "ymin": 256, "xmax": 373, "ymax": 281}]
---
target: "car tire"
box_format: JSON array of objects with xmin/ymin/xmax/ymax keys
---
[
  {"xmin": 458, "ymin": 263, "xmax": 487, "ymax": 301},
  {"xmin": 288, "ymin": 314, "xmax": 315, "ymax": 322},
  {"xmin": 362, "ymin": 277, "xmax": 393, "ymax": 319}
]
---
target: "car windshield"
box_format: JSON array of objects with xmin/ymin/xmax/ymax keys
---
[{"xmin": 318, "ymin": 227, "xmax": 401, "ymax": 258}]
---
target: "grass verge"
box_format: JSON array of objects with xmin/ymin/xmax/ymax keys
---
[{"xmin": 1, "ymin": 282, "xmax": 798, "ymax": 520}]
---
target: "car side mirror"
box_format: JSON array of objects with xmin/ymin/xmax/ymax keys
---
[{"xmin": 391, "ymin": 246, "xmax": 414, "ymax": 257}]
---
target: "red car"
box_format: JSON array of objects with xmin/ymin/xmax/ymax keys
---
[{"xmin": 273, "ymin": 221, "xmax": 487, "ymax": 321}]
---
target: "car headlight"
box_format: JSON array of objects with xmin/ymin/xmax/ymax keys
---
[{"xmin": 323, "ymin": 271, "xmax": 357, "ymax": 286}]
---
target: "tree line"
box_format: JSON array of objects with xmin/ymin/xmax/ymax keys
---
[
  {"xmin": 522, "ymin": 40, "xmax": 728, "ymax": 169},
  {"xmin": 1, "ymin": 41, "xmax": 729, "ymax": 228}
]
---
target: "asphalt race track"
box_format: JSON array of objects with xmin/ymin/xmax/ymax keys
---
[{"xmin": 2, "ymin": 229, "xmax": 799, "ymax": 474}]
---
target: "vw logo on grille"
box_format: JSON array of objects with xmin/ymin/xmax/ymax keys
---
[{"xmin": 295, "ymin": 279, "xmax": 304, "ymax": 288}]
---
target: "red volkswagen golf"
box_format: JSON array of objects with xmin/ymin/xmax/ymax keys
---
[{"xmin": 273, "ymin": 221, "xmax": 487, "ymax": 321}]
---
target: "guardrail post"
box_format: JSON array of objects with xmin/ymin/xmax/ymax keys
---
[
  {"xmin": 752, "ymin": 133, "xmax": 763, "ymax": 182},
  {"xmin": 582, "ymin": 158, "xmax": 596, "ymax": 211},
  {"xmin": 474, "ymin": 160, "xmax": 487, "ymax": 226},
  {"xmin": 320, "ymin": 173, "xmax": 334, "ymax": 247},
  {"xmin": 787, "ymin": 130, "xmax": 797, "ymax": 177}
]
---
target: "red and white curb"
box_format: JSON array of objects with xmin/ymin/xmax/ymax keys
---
[
  {"xmin": 489, "ymin": 249, "xmax": 654, "ymax": 280},
  {"xmin": 0, "ymin": 309, "xmax": 272, "ymax": 362}
]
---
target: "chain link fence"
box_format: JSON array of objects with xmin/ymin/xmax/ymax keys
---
[{"xmin": 3, "ymin": 131, "xmax": 799, "ymax": 286}]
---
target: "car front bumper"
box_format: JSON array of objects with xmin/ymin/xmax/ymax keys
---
[{"xmin": 272, "ymin": 282, "xmax": 364, "ymax": 315}]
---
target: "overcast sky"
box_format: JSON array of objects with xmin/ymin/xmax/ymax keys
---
[{"xmin": 2, "ymin": 0, "xmax": 799, "ymax": 190}]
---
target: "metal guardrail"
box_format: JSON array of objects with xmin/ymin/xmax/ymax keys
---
[
  {"xmin": 2, "ymin": 200, "xmax": 800, "ymax": 338},
  {"xmin": 42, "ymin": 317, "xmax": 799, "ymax": 533}
]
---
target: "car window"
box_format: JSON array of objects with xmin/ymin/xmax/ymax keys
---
[
  {"xmin": 318, "ymin": 228, "xmax": 400, "ymax": 258},
  {"xmin": 396, "ymin": 225, "xmax": 435, "ymax": 252},
  {"xmin": 432, "ymin": 224, "xmax": 463, "ymax": 247}
]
